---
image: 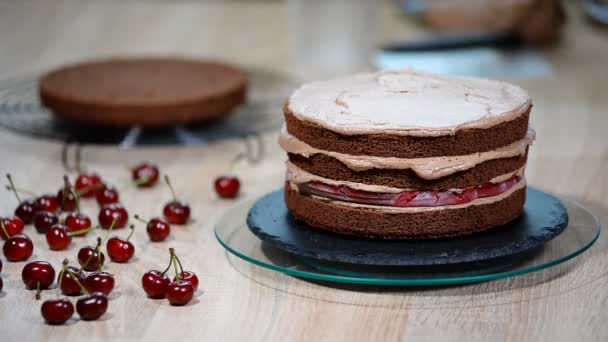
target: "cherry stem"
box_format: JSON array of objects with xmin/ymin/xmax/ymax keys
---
[
  {"xmin": 172, "ymin": 255, "xmax": 180, "ymax": 281},
  {"xmin": 126, "ymin": 225, "xmax": 135, "ymax": 241},
  {"xmin": 6, "ymin": 173, "xmax": 21, "ymax": 203},
  {"xmin": 67, "ymin": 226, "xmax": 97, "ymax": 237},
  {"xmin": 104, "ymin": 219, "xmax": 117, "ymax": 242},
  {"xmin": 58, "ymin": 260, "xmax": 68, "ymax": 290},
  {"xmin": 161, "ymin": 250, "xmax": 174, "ymax": 276},
  {"xmin": 172, "ymin": 250, "xmax": 185, "ymax": 275},
  {"xmin": 69, "ymin": 186, "xmax": 81, "ymax": 214},
  {"xmin": 164, "ymin": 175, "xmax": 177, "ymax": 202},
  {"xmin": 0, "ymin": 220, "xmax": 9, "ymax": 238},
  {"xmin": 35, "ymin": 281, "xmax": 41, "ymax": 300},
  {"xmin": 96, "ymin": 237, "xmax": 103, "ymax": 272},
  {"xmin": 133, "ymin": 214, "xmax": 148, "ymax": 225},
  {"xmin": 65, "ymin": 267, "xmax": 90, "ymax": 296},
  {"xmin": 62, "ymin": 175, "xmax": 71, "ymax": 207},
  {"xmin": 133, "ymin": 176, "xmax": 151, "ymax": 186},
  {"xmin": 4, "ymin": 186, "xmax": 37, "ymax": 197}
]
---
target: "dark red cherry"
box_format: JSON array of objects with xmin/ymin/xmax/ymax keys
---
[
  {"xmin": 1, "ymin": 216, "xmax": 24, "ymax": 239},
  {"xmin": 141, "ymin": 270, "xmax": 170, "ymax": 299},
  {"xmin": 75, "ymin": 173, "xmax": 102, "ymax": 198},
  {"xmin": 34, "ymin": 211, "xmax": 59, "ymax": 234},
  {"xmin": 98, "ymin": 203, "xmax": 129, "ymax": 229},
  {"xmin": 57, "ymin": 188, "xmax": 77, "ymax": 212},
  {"xmin": 22, "ymin": 261, "xmax": 55, "ymax": 299},
  {"xmin": 64, "ymin": 212, "xmax": 92, "ymax": 236},
  {"xmin": 77, "ymin": 238, "xmax": 105, "ymax": 272},
  {"xmin": 35, "ymin": 194, "xmax": 59, "ymax": 213},
  {"xmin": 41, "ymin": 299, "xmax": 74, "ymax": 325},
  {"xmin": 84, "ymin": 271, "xmax": 115, "ymax": 295},
  {"xmin": 214, "ymin": 176, "xmax": 240, "ymax": 199},
  {"xmin": 76, "ymin": 292, "xmax": 108, "ymax": 321},
  {"xmin": 95, "ymin": 185, "xmax": 120, "ymax": 206},
  {"xmin": 15, "ymin": 199, "xmax": 37, "ymax": 224},
  {"xmin": 2, "ymin": 233, "xmax": 33, "ymax": 261},
  {"xmin": 132, "ymin": 162, "xmax": 159, "ymax": 188},
  {"xmin": 162, "ymin": 175, "xmax": 190, "ymax": 224},
  {"xmin": 166, "ymin": 280, "xmax": 194, "ymax": 306},
  {"xmin": 163, "ymin": 201, "xmax": 190, "ymax": 225},
  {"xmin": 58, "ymin": 265, "xmax": 85, "ymax": 296},
  {"xmin": 45, "ymin": 224, "xmax": 71, "ymax": 251},
  {"xmin": 173, "ymin": 271, "xmax": 199, "ymax": 292},
  {"xmin": 106, "ymin": 226, "xmax": 135, "ymax": 263},
  {"xmin": 135, "ymin": 215, "xmax": 170, "ymax": 242}
]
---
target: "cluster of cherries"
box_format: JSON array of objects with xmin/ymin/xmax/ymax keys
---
[
  {"xmin": 0, "ymin": 160, "xmax": 240, "ymax": 325},
  {"xmin": 142, "ymin": 248, "xmax": 199, "ymax": 306}
]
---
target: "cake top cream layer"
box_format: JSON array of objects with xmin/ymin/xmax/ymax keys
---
[{"xmin": 287, "ymin": 69, "xmax": 532, "ymax": 137}]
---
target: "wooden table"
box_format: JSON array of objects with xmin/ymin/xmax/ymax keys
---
[{"xmin": 0, "ymin": 1, "xmax": 606, "ymax": 341}]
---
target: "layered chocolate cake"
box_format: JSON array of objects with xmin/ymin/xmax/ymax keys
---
[{"xmin": 279, "ymin": 70, "xmax": 534, "ymax": 239}]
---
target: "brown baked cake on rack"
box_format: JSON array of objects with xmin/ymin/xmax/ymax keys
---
[{"xmin": 279, "ymin": 69, "xmax": 534, "ymax": 239}]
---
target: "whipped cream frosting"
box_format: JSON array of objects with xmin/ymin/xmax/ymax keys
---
[
  {"xmin": 287, "ymin": 69, "xmax": 532, "ymax": 137},
  {"xmin": 307, "ymin": 179, "xmax": 526, "ymax": 213},
  {"xmin": 279, "ymin": 128, "xmax": 534, "ymax": 180},
  {"xmin": 286, "ymin": 161, "xmax": 525, "ymax": 193}
]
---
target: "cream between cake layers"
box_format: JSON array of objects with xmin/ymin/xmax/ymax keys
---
[{"xmin": 279, "ymin": 69, "xmax": 534, "ymax": 239}]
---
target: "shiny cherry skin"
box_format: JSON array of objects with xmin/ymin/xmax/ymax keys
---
[
  {"xmin": 15, "ymin": 199, "xmax": 37, "ymax": 224},
  {"xmin": 1, "ymin": 216, "xmax": 24, "ymax": 239},
  {"xmin": 22, "ymin": 261, "xmax": 56, "ymax": 290},
  {"xmin": 106, "ymin": 237, "xmax": 134, "ymax": 263},
  {"xmin": 58, "ymin": 266, "xmax": 85, "ymax": 296},
  {"xmin": 98, "ymin": 203, "xmax": 129, "ymax": 229},
  {"xmin": 84, "ymin": 272, "xmax": 115, "ymax": 295},
  {"xmin": 34, "ymin": 211, "xmax": 59, "ymax": 234},
  {"xmin": 3, "ymin": 234, "xmax": 33, "ymax": 261},
  {"xmin": 95, "ymin": 185, "xmax": 120, "ymax": 206},
  {"xmin": 78, "ymin": 245, "xmax": 105, "ymax": 272},
  {"xmin": 35, "ymin": 194, "xmax": 59, "ymax": 213},
  {"xmin": 41, "ymin": 299, "xmax": 74, "ymax": 325},
  {"xmin": 142, "ymin": 270, "xmax": 170, "ymax": 299},
  {"xmin": 163, "ymin": 201, "xmax": 190, "ymax": 225},
  {"xmin": 132, "ymin": 162, "xmax": 159, "ymax": 187},
  {"xmin": 173, "ymin": 271, "xmax": 199, "ymax": 292},
  {"xmin": 64, "ymin": 212, "xmax": 92, "ymax": 236},
  {"xmin": 146, "ymin": 218, "xmax": 170, "ymax": 242},
  {"xmin": 76, "ymin": 292, "xmax": 108, "ymax": 321},
  {"xmin": 75, "ymin": 173, "xmax": 102, "ymax": 198},
  {"xmin": 45, "ymin": 224, "xmax": 71, "ymax": 251},
  {"xmin": 214, "ymin": 176, "xmax": 240, "ymax": 199},
  {"xmin": 166, "ymin": 280, "xmax": 194, "ymax": 306},
  {"xmin": 57, "ymin": 187, "xmax": 77, "ymax": 212}
]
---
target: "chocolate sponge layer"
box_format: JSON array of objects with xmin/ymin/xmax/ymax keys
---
[
  {"xmin": 284, "ymin": 106, "xmax": 530, "ymax": 159},
  {"xmin": 289, "ymin": 149, "xmax": 528, "ymax": 190},
  {"xmin": 285, "ymin": 185, "xmax": 526, "ymax": 239}
]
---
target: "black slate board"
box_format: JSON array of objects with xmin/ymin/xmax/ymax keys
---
[{"xmin": 246, "ymin": 187, "xmax": 569, "ymax": 266}]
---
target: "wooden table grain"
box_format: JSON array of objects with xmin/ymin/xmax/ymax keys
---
[{"xmin": 0, "ymin": 1, "xmax": 606, "ymax": 341}]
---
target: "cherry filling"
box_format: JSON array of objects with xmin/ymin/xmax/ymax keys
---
[{"xmin": 298, "ymin": 176, "xmax": 521, "ymax": 208}]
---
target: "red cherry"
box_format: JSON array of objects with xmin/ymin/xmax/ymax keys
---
[
  {"xmin": 84, "ymin": 271, "xmax": 115, "ymax": 295},
  {"xmin": 45, "ymin": 224, "xmax": 70, "ymax": 251},
  {"xmin": 57, "ymin": 188, "xmax": 77, "ymax": 212},
  {"xmin": 134, "ymin": 214, "xmax": 170, "ymax": 242},
  {"xmin": 35, "ymin": 194, "xmax": 59, "ymax": 213},
  {"xmin": 166, "ymin": 280, "xmax": 194, "ymax": 306},
  {"xmin": 58, "ymin": 265, "xmax": 85, "ymax": 296},
  {"xmin": 106, "ymin": 225, "xmax": 135, "ymax": 263},
  {"xmin": 98, "ymin": 203, "xmax": 129, "ymax": 229},
  {"xmin": 75, "ymin": 173, "xmax": 102, "ymax": 198},
  {"xmin": 22, "ymin": 261, "xmax": 56, "ymax": 299},
  {"xmin": 76, "ymin": 292, "xmax": 108, "ymax": 321},
  {"xmin": 132, "ymin": 162, "xmax": 160, "ymax": 188},
  {"xmin": 95, "ymin": 185, "xmax": 120, "ymax": 206},
  {"xmin": 142, "ymin": 270, "xmax": 170, "ymax": 299},
  {"xmin": 41, "ymin": 299, "xmax": 74, "ymax": 325},
  {"xmin": 78, "ymin": 238, "xmax": 105, "ymax": 272},
  {"xmin": 162, "ymin": 175, "xmax": 190, "ymax": 224},
  {"xmin": 34, "ymin": 211, "xmax": 59, "ymax": 234},
  {"xmin": 1, "ymin": 216, "xmax": 24, "ymax": 239},
  {"xmin": 15, "ymin": 199, "xmax": 37, "ymax": 224},
  {"xmin": 173, "ymin": 271, "xmax": 199, "ymax": 292},
  {"xmin": 214, "ymin": 176, "xmax": 240, "ymax": 199},
  {"xmin": 64, "ymin": 212, "xmax": 92, "ymax": 236},
  {"xmin": 2, "ymin": 233, "xmax": 33, "ymax": 261}
]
